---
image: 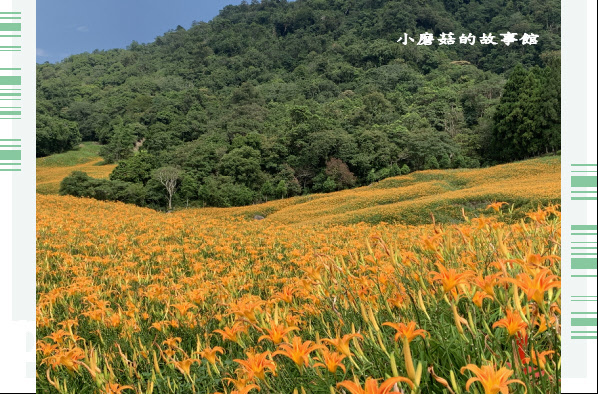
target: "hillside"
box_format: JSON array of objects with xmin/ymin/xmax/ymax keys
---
[
  {"xmin": 37, "ymin": 0, "xmax": 561, "ymax": 210},
  {"xmin": 36, "ymin": 142, "xmax": 115, "ymax": 194},
  {"xmin": 36, "ymin": 162, "xmax": 562, "ymax": 393},
  {"xmin": 185, "ymin": 155, "xmax": 560, "ymax": 225},
  {"xmin": 38, "ymin": 155, "xmax": 560, "ymax": 226}
]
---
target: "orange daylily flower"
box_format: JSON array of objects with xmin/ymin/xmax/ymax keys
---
[
  {"xmin": 273, "ymin": 285, "xmax": 297, "ymax": 303},
  {"xmin": 474, "ymin": 274, "xmax": 502, "ymax": 298},
  {"xmin": 492, "ymin": 309, "xmax": 528, "ymax": 337},
  {"xmin": 321, "ymin": 333, "xmax": 363, "ymax": 357},
  {"xmin": 42, "ymin": 347, "xmax": 86, "ymax": 372},
  {"xmin": 487, "ymin": 202, "xmax": 508, "ymax": 212},
  {"xmin": 461, "ymin": 364, "xmax": 526, "ymax": 394},
  {"xmin": 173, "ymin": 358, "xmax": 201, "ymax": 376},
  {"xmin": 523, "ymin": 349, "xmax": 555, "ymax": 370},
  {"xmin": 430, "ymin": 263, "xmax": 473, "ymax": 295},
  {"xmin": 382, "ymin": 321, "xmax": 428, "ymax": 343},
  {"xmin": 472, "ymin": 291, "xmax": 493, "ymax": 308},
  {"xmin": 214, "ymin": 322, "xmax": 248, "ymax": 344},
  {"xmin": 526, "ymin": 208, "xmax": 548, "ymax": 224},
  {"xmin": 532, "ymin": 314, "xmax": 557, "ymax": 334},
  {"xmin": 223, "ymin": 374, "xmax": 260, "ymax": 392},
  {"xmin": 162, "ymin": 336, "xmax": 182, "ymax": 348},
  {"xmin": 199, "ymin": 346, "xmax": 224, "ymax": 365},
  {"xmin": 383, "ymin": 321, "xmax": 427, "ymax": 381},
  {"xmin": 104, "ymin": 382, "xmax": 135, "ymax": 393},
  {"xmin": 234, "ymin": 351, "xmax": 277, "ymax": 381},
  {"xmin": 313, "ymin": 348, "xmax": 347, "ymax": 373},
  {"xmin": 171, "ymin": 302, "xmax": 196, "ymax": 316},
  {"xmin": 229, "ymin": 299, "xmax": 263, "ymax": 324},
  {"xmin": 44, "ymin": 329, "xmax": 70, "ymax": 345},
  {"xmin": 36, "ymin": 341, "xmax": 59, "ymax": 356},
  {"xmin": 506, "ymin": 269, "xmax": 561, "ymax": 305},
  {"xmin": 336, "ymin": 376, "xmax": 414, "ymax": 394},
  {"xmin": 273, "ymin": 336, "xmax": 324, "ymax": 368},
  {"xmin": 258, "ymin": 323, "xmax": 299, "ymax": 345},
  {"xmin": 150, "ymin": 321, "xmax": 171, "ymax": 332}
]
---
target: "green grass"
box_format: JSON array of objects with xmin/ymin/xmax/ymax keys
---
[{"xmin": 36, "ymin": 142, "xmax": 104, "ymax": 168}]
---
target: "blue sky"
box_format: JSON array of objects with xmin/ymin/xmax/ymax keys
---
[{"xmin": 36, "ymin": 0, "xmax": 244, "ymax": 63}]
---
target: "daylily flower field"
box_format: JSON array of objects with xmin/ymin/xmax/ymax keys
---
[{"xmin": 36, "ymin": 158, "xmax": 561, "ymax": 393}]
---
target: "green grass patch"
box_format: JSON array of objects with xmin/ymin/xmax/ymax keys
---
[{"xmin": 36, "ymin": 142, "xmax": 104, "ymax": 168}]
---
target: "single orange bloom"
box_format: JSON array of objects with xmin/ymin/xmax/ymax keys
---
[
  {"xmin": 199, "ymin": 346, "xmax": 224, "ymax": 365},
  {"xmin": 461, "ymin": 364, "xmax": 526, "ymax": 394},
  {"xmin": 258, "ymin": 323, "xmax": 299, "ymax": 345},
  {"xmin": 507, "ymin": 269, "xmax": 561, "ymax": 305},
  {"xmin": 229, "ymin": 385, "xmax": 261, "ymax": 394},
  {"xmin": 104, "ymin": 383, "xmax": 135, "ymax": 394},
  {"xmin": 472, "ymin": 291, "xmax": 493, "ymax": 308},
  {"xmin": 487, "ymin": 202, "xmax": 508, "ymax": 212},
  {"xmin": 162, "ymin": 336, "xmax": 182, "ymax": 348},
  {"xmin": 44, "ymin": 330, "xmax": 70, "ymax": 345},
  {"xmin": 173, "ymin": 358, "xmax": 201, "ymax": 376},
  {"xmin": 234, "ymin": 351, "xmax": 277, "ymax": 381},
  {"xmin": 430, "ymin": 263, "xmax": 473, "ymax": 295},
  {"xmin": 526, "ymin": 208, "xmax": 547, "ymax": 224},
  {"xmin": 492, "ymin": 309, "xmax": 528, "ymax": 337},
  {"xmin": 223, "ymin": 375, "xmax": 258, "ymax": 392},
  {"xmin": 382, "ymin": 321, "xmax": 428, "ymax": 343},
  {"xmin": 474, "ymin": 274, "xmax": 502, "ymax": 298},
  {"xmin": 273, "ymin": 336, "xmax": 324, "ymax": 368},
  {"xmin": 36, "ymin": 341, "xmax": 59, "ymax": 356},
  {"xmin": 523, "ymin": 349, "xmax": 555, "ymax": 370},
  {"xmin": 214, "ymin": 322, "xmax": 247, "ymax": 344},
  {"xmin": 42, "ymin": 347, "xmax": 86, "ymax": 372},
  {"xmin": 532, "ymin": 314, "xmax": 557, "ymax": 334},
  {"xmin": 272, "ymin": 285, "xmax": 297, "ymax": 304},
  {"xmin": 336, "ymin": 376, "xmax": 414, "ymax": 394},
  {"xmin": 171, "ymin": 302, "xmax": 196, "ymax": 316},
  {"xmin": 229, "ymin": 300, "xmax": 263, "ymax": 324},
  {"xmin": 150, "ymin": 321, "xmax": 170, "ymax": 332},
  {"xmin": 321, "ymin": 333, "xmax": 363, "ymax": 357},
  {"xmin": 313, "ymin": 348, "xmax": 347, "ymax": 373},
  {"xmin": 382, "ymin": 321, "xmax": 427, "ymax": 381}
]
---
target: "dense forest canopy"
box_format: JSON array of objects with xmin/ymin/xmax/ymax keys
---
[{"xmin": 37, "ymin": 0, "xmax": 561, "ymax": 209}]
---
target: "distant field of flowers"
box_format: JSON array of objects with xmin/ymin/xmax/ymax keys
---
[
  {"xmin": 37, "ymin": 185, "xmax": 561, "ymax": 393},
  {"xmin": 36, "ymin": 143, "xmax": 116, "ymax": 195},
  {"xmin": 195, "ymin": 156, "xmax": 560, "ymax": 226}
]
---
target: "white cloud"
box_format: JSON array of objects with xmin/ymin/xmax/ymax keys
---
[
  {"xmin": 76, "ymin": 26, "xmax": 89, "ymax": 33},
  {"xmin": 36, "ymin": 48, "xmax": 49, "ymax": 57}
]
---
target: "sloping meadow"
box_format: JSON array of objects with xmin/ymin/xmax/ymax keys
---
[
  {"xmin": 194, "ymin": 156, "xmax": 560, "ymax": 226},
  {"xmin": 37, "ymin": 181, "xmax": 561, "ymax": 393}
]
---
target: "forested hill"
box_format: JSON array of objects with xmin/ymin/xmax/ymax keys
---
[{"xmin": 37, "ymin": 0, "xmax": 561, "ymax": 209}]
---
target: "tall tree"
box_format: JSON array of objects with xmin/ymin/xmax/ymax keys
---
[
  {"xmin": 153, "ymin": 166, "xmax": 182, "ymax": 211},
  {"xmin": 491, "ymin": 64, "xmax": 533, "ymax": 161}
]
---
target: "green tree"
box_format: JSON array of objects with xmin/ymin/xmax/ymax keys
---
[
  {"xmin": 36, "ymin": 115, "xmax": 82, "ymax": 157},
  {"xmin": 100, "ymin": 121, "xmax": 137, "ymax": 163},
  {"xmin": 275, "ymin": 180, "xmax": 288, "ymax": 199},
  {"xmin": 219, "ymin": 146, "xmax": 263, "ymax": 187},
  {"xmin": 491, "ymin": 63, "xmax": 560, "ymax": 161},
  {"xmin": 110, "ymin": 151, "xmax": 156, "ymax": 184}
]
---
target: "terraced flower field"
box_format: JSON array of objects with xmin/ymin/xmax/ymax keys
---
[
  {"xmin": 36, "ymin": 156, "xmax": 561, "ymax": 393},
  {"xmin": 36, "ymin": 143, "xmax": 116, "ymax": 195},
  {"xmin": 194, "ymin": 156, "xmax": 560, "ymax": 226}
]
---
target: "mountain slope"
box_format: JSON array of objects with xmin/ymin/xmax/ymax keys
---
[
  {"xmin": 37, "ymin": 0, "xmax": 560, "ymax": 209},
  {"xmin": 38, "ymin": 155, "xmax": 559, "ymax": 226}
]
